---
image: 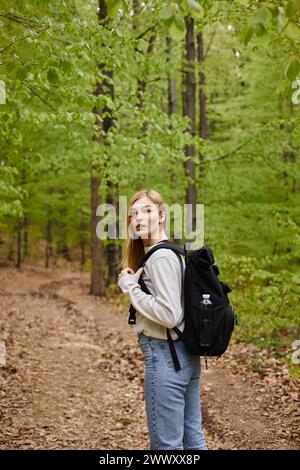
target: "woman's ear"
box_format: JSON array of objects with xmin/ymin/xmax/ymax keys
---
[{"xmin": 159, "ymin": 211, "xmax": 166, "ymax": 224}]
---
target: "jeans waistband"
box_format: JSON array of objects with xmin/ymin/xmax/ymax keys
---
[{"xmin": 138, "ymin": 332, "xmax": 182, "ymax": 342}]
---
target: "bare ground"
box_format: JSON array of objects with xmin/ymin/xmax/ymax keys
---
[{"xmin": 0, "ymin": 264, "xmax": 299, "ymax": 450}]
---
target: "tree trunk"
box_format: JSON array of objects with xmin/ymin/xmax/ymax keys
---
[
  {"xmin": 167, "ymin": 36, "xmax": 181, "ymax": 245},
  {"xmin": 182, "ymin": 16, "xmax": 197, "ymax": 234},
  {"xmin": 90, "ymin": 0, "xmax": 113, "ymax": 296},
  {"xmin": 79, "ymin": 213, "xmax": 87, "ymax": 268},
  {"xmin": 106, "ymin": 180, "xmax": 121, "ymax": 286},
  {"xmin": 197, "ymin": 31, "xmax": 207, "ymax": 185},
  {"xmin": 22, "ymin": 213, "xmax": 28, "ymax": 261},
  {"xmin": 167, "ymin": 37, "xmax": 177, "ymax": 117},
  {"xmin": 90, "ymin": 173, "xmax": 106, "ymax": 295},
  {"xmin": 44, "ymin": 187, "xmax": 54, "ymax": 269},
  {"xmin": 45, "ymin": 215, "xmax": 52, "ymax": 269},
  {"xmin": 7, "ymin": 238, "xmax": 14, "ymax": 263},
  {"xmin": 133, "ymin": 0, "xmax": 156, "ymax": 161},
  {"xmin": 16, "ymin": 218, "xmax": 21, "ymax": 268},
  {"xmin": 56, "ymin": 204, "xmax": 70, "ymax": 261}
]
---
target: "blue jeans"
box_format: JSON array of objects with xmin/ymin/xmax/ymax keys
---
[{"xmin": 138, "ymin": 333, "xmax": 208, "ymax": 450}]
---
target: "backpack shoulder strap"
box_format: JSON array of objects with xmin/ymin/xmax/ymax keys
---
[
  {"xmin": 128, "ymin": 241, "xmax": 185, "ymax": 324},
  {"xmin": 138, "ymin": 241, "xmax": 185, "ymax": 268}
]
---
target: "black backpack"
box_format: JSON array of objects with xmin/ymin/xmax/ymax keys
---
[{"xmin": 128, "ymin": 240, "xmax": 238, "ymax": 371}]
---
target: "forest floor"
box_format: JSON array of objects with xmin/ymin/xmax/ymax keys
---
[{"xmin": 0, "ymin": 264, "xmax": 299, "ymax": 450}]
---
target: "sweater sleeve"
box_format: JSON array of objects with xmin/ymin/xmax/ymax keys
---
[{"xmin": 117, "ymin": 255, "xmax": 183, "ymax": 329}]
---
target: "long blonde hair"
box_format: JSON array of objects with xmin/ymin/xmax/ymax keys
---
[{"xmin": 120, "ymin": 189, "xmax": 166, "ymax": 271}]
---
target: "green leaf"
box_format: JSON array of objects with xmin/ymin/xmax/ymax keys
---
[
  {"xmin": 269, "ymin": 6, "xmax": 279, "ymax": 18},
  {"xmin": 6, "ymin": 61, "xmax": 15, "ymax": 73},
  {"xmin": 27, "ymin": 153, "xmax": 41, "ymax": 165},
  {"xmin": 16, "ymin": 66, "xmax": 28, "ymax": 81},
  {"xmin": 174, "ymin": 15, "xmax": 186, "ymax": 32},
  {"xmin": 38, "ymin": 113, "xmax": 49, "ymax": 122},
  {"xmin": 285, "ymin": 60, "xmax": 300, "ymax": 81},
  {"xmin": 254, "ymin": 8, "xmax": 272, "ymax": 24},
  {"xmin": 107, "ymin": 0, "xmax": 121, "ymax": 18},
  {"xmin": 47, "ymin": 68, "xmax": 59, "ymax": 84},
  {"xmin": 169, "ymin": 21, "xmax": 186, "ymax": 41},
  {"xmin": 53, "ymin": 95, "xmax": 64, "ymax": 107},
  {"xmin": 77, "ymin": 95, "xmax": 89, "ymax": 107},
  {"xmin": 159, "ymin": 5, "xmax": 176, "ymax": 21},
  {"xmin": 253, "ymin": 22, "xmax": 266, "ymax": 37},
  {"xmin": 241, "ymin": 26, "xmax": 254, "ymax": 45},
  {"xmin": 59, "ymin": 59, "xmax": 72, "ymax": 73},
  {"xmin": 137, "ymin": 38, "xmax": 149, "ymax": 53},
  {"xmin": 286, "ymin": 0, "xmax": 300, "ymax": 18},
  {"xmin": 187, "ymin": 0, "xmax": 203, "ymax": 12},
  {"xmin": 121, "ymin": 0, "xmax": 129, "ymax": 13},
  {"xmin": 285, "ymin": 21, "xmax": 300, "ymax": 40}
]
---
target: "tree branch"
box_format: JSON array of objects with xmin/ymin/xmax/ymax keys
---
[
  {"xmin": 26, "ymin": 86, "xmax": 56, "ymax": 111},
  {"xmin": 0, "ymin": 33, "xmax": 33, "ymax": 54},
  {"xmin": 209, "ymin": 141, "xmax": 250, "ymax": 162},
  {"xmin": 135, "ymin": 26, "xmax": 155, "ymax": 41},
  {"xmin": 0, "ymin": 13, "xmax": 46, "ymax": 31}
]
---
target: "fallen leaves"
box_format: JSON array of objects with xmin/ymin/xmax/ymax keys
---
[{"xmin": 0, "ymin": 264, "xmax": 299, "ymax": 450}]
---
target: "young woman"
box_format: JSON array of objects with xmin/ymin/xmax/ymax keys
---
[{"xmin": 118, "ymin": 189, "xmax": 207, "ymax": 451}]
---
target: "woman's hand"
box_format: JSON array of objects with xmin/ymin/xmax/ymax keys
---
[{"xmin": 118, "ymin": 266, "xmax": 144, "ymax": 283}]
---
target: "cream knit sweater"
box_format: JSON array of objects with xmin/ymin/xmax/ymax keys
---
[{"xmin": 118, "ymin": 241, "xmax": 185, "ymax": 341}]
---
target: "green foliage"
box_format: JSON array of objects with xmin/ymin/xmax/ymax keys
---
[
  {"xmin": 214, "ymin": 252, "xmax": 300, "ymax": 352},
  {"xmin": 0, "ymin": 0, "xmax": 299, "ymax": 361}
]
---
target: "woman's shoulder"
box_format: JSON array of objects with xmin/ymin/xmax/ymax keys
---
[{"xmin": 148, "ymin": 248, "xmax": 184, "ymax": 265}]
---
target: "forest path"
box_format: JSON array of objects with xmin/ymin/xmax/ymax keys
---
[{"xmin": 0, "ymin": 265, "xmax": 298, "ymax": 450}]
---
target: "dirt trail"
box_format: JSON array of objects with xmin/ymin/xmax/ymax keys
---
[{"xmin": 0, "ymin": 265, "xmax": 299, "ymax": 450}]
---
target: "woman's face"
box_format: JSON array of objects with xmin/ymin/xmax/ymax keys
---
[{"xmin": 128, "ymin": 197, "xmax": 163, "ymax": 240}]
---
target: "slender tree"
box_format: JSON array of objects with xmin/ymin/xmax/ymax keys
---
[{"xmin": 182, "ymin": 16, "xmax": 197, "ymax": 234}]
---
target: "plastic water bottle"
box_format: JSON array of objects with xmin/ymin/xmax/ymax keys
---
[
  {"xmin": 201, "ymin": 294, "xmax": 212, "ymax": 305},
  {"xmin": 200, "ymin": 294, "xmax": 213, "ymax": 369}
]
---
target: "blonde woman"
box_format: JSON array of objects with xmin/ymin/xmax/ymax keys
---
[{"xmin": 118, "ymin": 189, "xmax": 207, "ymax": 451}]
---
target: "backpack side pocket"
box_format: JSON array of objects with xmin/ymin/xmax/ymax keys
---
[{"xmin": 199, "ymin": 304, "xmax": 213, "ymax": 348}]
